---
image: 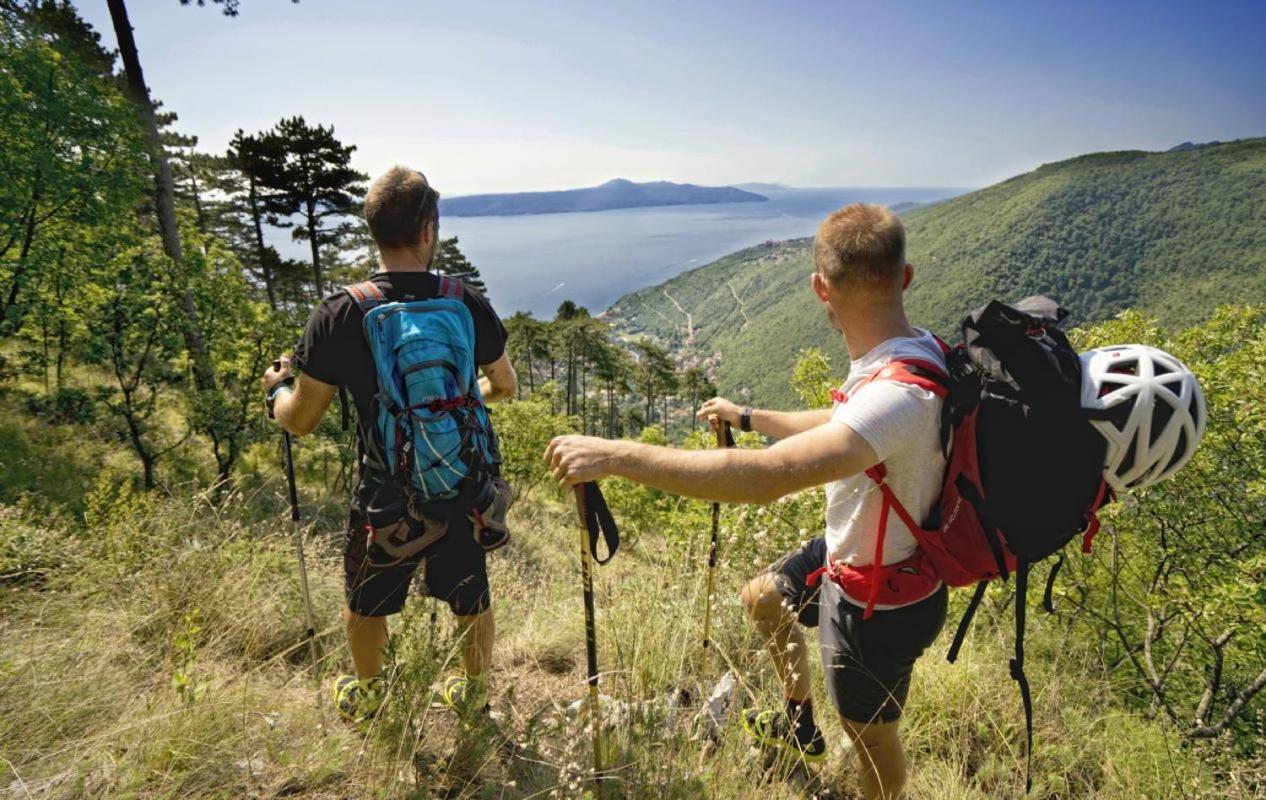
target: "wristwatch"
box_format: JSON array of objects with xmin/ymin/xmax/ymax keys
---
[{"xmin": 740, "ymin": 406, "xmax": 754, "ymax": 433}]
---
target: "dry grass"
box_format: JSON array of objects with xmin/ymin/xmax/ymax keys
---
[{"xmin": 0, "ymin": 480, "xmax": 1241, "ymax": 799}]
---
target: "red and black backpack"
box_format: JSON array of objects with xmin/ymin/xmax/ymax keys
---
[{"xmin": 812, "ymin": 296, "xmax": 1113, "ymax": 792}]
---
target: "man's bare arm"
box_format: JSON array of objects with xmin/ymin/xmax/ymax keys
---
[
  {"xmin": 748, "ymin": 408, "xmax": 834, "ymax": 439},
  {"xmin": 697, "ymin": 396, "xmax": 831, "ymax": 440},
  {"xmin": 274, "ymin": 373, "xmax": 336, "ymax": 436},
  {"xmin": 479, "ymin": 353, "xmax": 518, "ymax": 403},
  {"xmin": 263, "ymin": 356, "xmax": 336, "ymax": 437},
  {"xmin": 545, "ymin": 422, "xmax": 878, "ymax": 505}
]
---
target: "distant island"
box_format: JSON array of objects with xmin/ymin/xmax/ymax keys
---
[{"xmin": 439, "ymin": 178, "xmax": 767, "ymax": 217}]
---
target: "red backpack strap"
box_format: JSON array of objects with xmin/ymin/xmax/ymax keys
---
[
  {"xmin": 344, "ymin": 280, "xmax": 387, "ymax": 312},
  {"xmin": 1080, "ymin": 480, "xmax": 1113, "ymax": 553},
  {"xmin": 437, "ymin": 274, "xmax": 464, "ymax": 299},
  {"xmin": 850, "ymin": 358, "xmax": 951, "ymax": 617},
  {"xmin": 868, "ymin": 358, "xmax": 949, "ymax": 398}
]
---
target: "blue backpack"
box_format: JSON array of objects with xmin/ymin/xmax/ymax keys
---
[{"xmin": 345, "ymin": 277, "xmax": 500, "ymax": 506}]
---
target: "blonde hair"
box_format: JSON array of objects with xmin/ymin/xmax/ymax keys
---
[{"xmin": 814, "ymin": 203, "xmax": 905, "ymax": 289}]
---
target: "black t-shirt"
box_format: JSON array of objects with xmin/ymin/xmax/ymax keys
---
[{"xmin": 291, "ymin": 272, "xmax": 508, "ymax": 493}]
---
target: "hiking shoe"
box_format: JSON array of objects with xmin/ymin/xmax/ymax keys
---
[
  {"xmin": 742, "ymin": 707, "xmax": 827, "ymax": 763},
  {"xmin": 439, "ymin": 674, "xmax": 490, "ymax": 716},
  {"xmin": 333, "ymin": 675, "xmax": 383, "ymax": 723}
]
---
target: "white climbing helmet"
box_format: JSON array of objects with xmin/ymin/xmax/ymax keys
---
[{"xmin": 1080, "ymin": 344, "xmax": 1206, "ymax": 492}]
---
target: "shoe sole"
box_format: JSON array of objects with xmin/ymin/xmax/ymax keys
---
[{"xmin": 740, "ymin": 713, "xmax": 828, "ymax": 765}]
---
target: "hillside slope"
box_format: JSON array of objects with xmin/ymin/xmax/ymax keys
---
[
  {"xmin": 441, "ymin": 179, "xmax": 766, "ymax": 216},
  {"xmin": 608, "ymin": 138, "xmax": 1266, "ymax": 405}
]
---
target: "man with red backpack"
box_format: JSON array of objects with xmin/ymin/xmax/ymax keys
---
[{"xmin": 547, "ymin": 203, "xmax": 947, "ymax": 799}]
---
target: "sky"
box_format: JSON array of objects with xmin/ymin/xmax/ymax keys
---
[{"xmin": 79, "ymin": 0, "xmax": 1266, "ymax": 196}]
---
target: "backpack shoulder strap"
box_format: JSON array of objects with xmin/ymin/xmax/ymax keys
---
[
  {"xmin": 344, "ymin": 280, "xmax": 388, "ymax": 312},
  {"xmin": 436, "ymin": 274, "xmax": 464, "ymax": 300},
  {"xmin": 868, "ymin": 358, "xmax": 950, "ymax": 398}
]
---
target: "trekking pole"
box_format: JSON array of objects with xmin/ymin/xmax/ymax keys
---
[
  {"xmin": 272, "ymin": 361, "xmax": 321, "ymax": 682},
  {"xmin": 701, "ymin": 419, "xmax": 735, "ymax": 678},
  {"xmin": 571, "ymin": 482, "xmax": 620, "ymax": 793}
]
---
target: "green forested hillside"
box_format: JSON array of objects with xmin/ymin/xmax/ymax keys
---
[{"xmin": 608, "ymin": 138, "xmax": 1266, "ymax": 406}]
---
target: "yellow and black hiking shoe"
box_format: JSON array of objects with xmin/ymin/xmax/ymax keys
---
[
  {"xmin": 334, "ymin": 675, "xmax": 383, "ymax": 724},
  {"xmin": 439, "ymin": 674, "xmax": 490, "ymax": 716},
  {"xmin": 742, "ymin": 707, "xmax": 828, "ymax": 764}
]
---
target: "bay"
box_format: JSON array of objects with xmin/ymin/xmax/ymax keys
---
[{"xmin": 441, "ymin": 186, "xmax": 968, "ymax": 317}]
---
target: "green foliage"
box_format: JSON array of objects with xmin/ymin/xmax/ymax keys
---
[
  {"xmin": 432, "ymin": 235, "xmax": 486, "ymax": 292},
  {"xmin": 1056, "ymin": 306, "xmax": 1266, "ymax": 743},
  {"xmin": 610, "ymin": 140, "xmax": 1266, "ymax": 406},
  {"xmin": 790, "ymin": 347, "xmax": 836, "ymax": 409},
  {"xmin": 0, "ymin": 3, "xmax": 149, "ymax": 334},
  {"xmin": 494, "ymin": 393, "xmax": 576, "ymax": 501}
]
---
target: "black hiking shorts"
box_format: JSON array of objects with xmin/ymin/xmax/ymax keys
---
[
  {"xmin": 764, "ymin": 538, "xmax": 948, "ymax": 723},
  {"xmin": 343, "ymin": 504, "xmax": 490, "ymax": 618}
]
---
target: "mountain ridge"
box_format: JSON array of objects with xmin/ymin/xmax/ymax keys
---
[
  {"xmin": 607, "ymin": 138, "xmax": 1266, "ymax": 406},
  {"xmin": 440, "ymin": 179, "xmax": 766, "ymax": 217}
]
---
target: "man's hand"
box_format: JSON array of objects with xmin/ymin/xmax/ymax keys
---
[
  {"xmin": 697, "ymin": 396, "xmax": 742, "ymax": 428},
  {"xmin": 262, "ymin": 355, "xmax": 294, "ymax": 394},
  {"xmin": 545, "ymin": 435, "xmax": 619, "ymax": 488}
]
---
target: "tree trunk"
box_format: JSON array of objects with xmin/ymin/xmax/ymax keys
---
[
  {"xmin": 106, "ymin": 0, "xmax": 217, "ymax": 395},
  {"xmin": 565, "ymin": 340, "xmax": 576, "ymax": 416},
  {"xmin": 607, "ymin": 385, "xmax": 615, "ymax": 437},
  {"xmin": 189, "ymin": 163, "xmax": 206, "ymax": 238},
  {"xmin": 247, "ymin": 176, "xmax": 277, "ymax": 309},
  {"xmin": 306, "ymin": 201, "xmax": 324, "ymax": 298},
  {"xmin": 525, "ymin": 344, "xmax": 535, "ymax": 392},
  {"xmin": 580, "ymin": 359, "xmax": 588, "ymax": 433},
  {"xmin": 1, "ymin": 176, "xmax": 41, "ymax": 333},
  {"xmin": 40, "ymin": 314, "xmax": 50, "ymax": 395}
]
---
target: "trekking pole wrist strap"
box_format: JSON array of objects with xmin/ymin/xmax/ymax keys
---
[{"xmin": 266, "ymin": 382, "xmax": 294, "ymax": 419}]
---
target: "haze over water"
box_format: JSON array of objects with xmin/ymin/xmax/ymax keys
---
[{"xmin": 442, "ymin": 187, "xmax": 966, "ymax": 317}]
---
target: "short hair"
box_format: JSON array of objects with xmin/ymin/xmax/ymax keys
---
[
  {"xmin": 813, "ymin": 204, "xmax": 905, "ymax": 289},
  {"xmin": 364, "ymin": 166, "xmax": 439, "ymax": 248}
]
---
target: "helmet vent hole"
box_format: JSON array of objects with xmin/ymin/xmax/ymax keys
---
[
  {"xmin": 1151, "ymin": 401, "xmax": 1175, "ymax": 446},
  {"xmin": 1152, "ymin": 362, "xmax": 1174, "ymax": 376},
  {"xmin": 1164, "ymin": 429, "xmax": 1189, "ymax": 474}
]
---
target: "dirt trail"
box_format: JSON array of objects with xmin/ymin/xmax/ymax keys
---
[
  {"xmin": 662, "ymin": 288, "xmax": 694, "ymax": 343},
  {"xmin": 728, "ymin": 281, "xmax": 751, "ymax": 331}
]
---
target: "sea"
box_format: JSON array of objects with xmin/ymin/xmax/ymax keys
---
[{"xmin": 440, "ymin": 186, "xmax": 967, "ymax": 318}]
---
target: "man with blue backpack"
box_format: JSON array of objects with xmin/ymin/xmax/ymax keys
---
[{"xmin": 263, "ymin": 166, "xmax": 518, "ymax": 724}]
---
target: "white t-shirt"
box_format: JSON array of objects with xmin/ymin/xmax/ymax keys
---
[{"xmin": 824, "ymin": 329, "xmax": 948, "ymax": 572}]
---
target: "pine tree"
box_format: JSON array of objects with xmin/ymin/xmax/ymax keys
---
[
  {"xmin": 262, "ymin": 116, "xmax": 367, "ymax": 298},
  {"xmin": 432, "ymin": 236, "xmax": 486, "ymax": 292},
  {"xmin": 222, "ymin": 129, "xmax": 289, "ymax": 308}
]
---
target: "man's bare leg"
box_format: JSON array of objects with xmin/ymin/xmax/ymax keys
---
[
  {"xmin": 344, "ymin": 606, "xmax": 389, "ymax": 679},
  {"xmin": 454, "ymin": 607, "xmax": 495, "ymax": 679},
  {"xmin": 840, "ymin": 716, "xmax": 907, "ymax": 800},
  {"xmin": 741, "ymin": 573, "xmax": 812, "ymax": 701}
]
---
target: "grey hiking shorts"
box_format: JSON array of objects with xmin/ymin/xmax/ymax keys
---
[{"xmin": 766, "ymin": 538, "xmax": 948, "ymax": 723}]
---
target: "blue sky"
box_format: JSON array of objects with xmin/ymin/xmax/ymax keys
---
[{"xmin": 80, "ymin": 0, "xmax": 1266, "ymax": 195}]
